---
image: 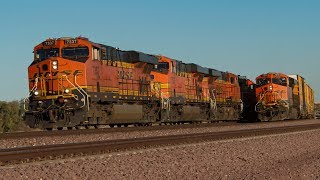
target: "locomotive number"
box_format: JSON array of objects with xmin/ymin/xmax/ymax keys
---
[
  {"xmin": 42, "ymin": 40, "xmax": 55, "ymax": 46},
  {"xmin": 117, "ymin": 71, "xmax": 133, "ymax": 80},
  {"xmin": 64, "ymin": 39, "xmax": 78, "ymax": 44}
]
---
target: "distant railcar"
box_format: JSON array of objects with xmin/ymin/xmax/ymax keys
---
[{"xmin": 288, "ymin": 75, "xmax": 315, "ymax": 119}]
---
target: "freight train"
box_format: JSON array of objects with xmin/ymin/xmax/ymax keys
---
[
  {"xmin": 24, "ymin": 37, "xmax": 314, "ymax": 130},
  {"xmin": 255, "ymin": 73, "xmax": 315, "ymax": 121},
  {"xmin": 24, "ymin": 37, "xmax": 253, "ymax": 130}
]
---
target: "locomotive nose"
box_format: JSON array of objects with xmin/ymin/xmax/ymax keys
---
[{"xmin": 31, "ymin": 58, "xmax": 74, "ymax": 97}]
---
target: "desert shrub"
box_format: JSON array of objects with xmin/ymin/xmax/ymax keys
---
[{"xmin": 0, "ymin": 100, "xmax": 25, "ymax": 132}]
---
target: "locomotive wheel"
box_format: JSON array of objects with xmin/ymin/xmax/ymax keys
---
[
  {"xmin": 67, "ymin": 127, "xmax": 73, "ymax": 130},
  {"xmin": 109, "ymin": 124, "xmax": 115, "ymax": 128},
  {"xmin": 57, "ymin": 127, "xmax": 63, "ymax": 130},
  {"xmin": 46, "ymin": 128, "xmax": 53, "ymax": 131}
]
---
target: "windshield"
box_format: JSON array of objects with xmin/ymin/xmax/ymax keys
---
[
  {"xmin": 35, "ymin": 48, "xmax": 59, "ymax": 61},
  {"xmin": 272, "ymin": 78, "xmax": 287, "ymax": 86},
  {"xmin": 256, "ymin": 78, "xmax": 271, "ymax": 87},
  {"xmin": 62, "ymin": 47, "xmax": 89, "ymax": 61},
  {"xmin": 157, "ymin": 62, "xmax": 169, "ymax": 70}
]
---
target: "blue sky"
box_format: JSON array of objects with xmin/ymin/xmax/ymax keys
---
[{"xmin": 0, "ymin": 0, "xmax": 319, "ymax": 101}]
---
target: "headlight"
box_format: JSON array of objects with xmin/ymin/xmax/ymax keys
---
[
  {"xmin": 34, "ymin": 90, "xmax": 40, "ymax": 96},
  {"xmin": 269, "ymin": 85, "xmax": 273, "ymax": 90},
  {"xmin": 52, "ymin": 61, "xmax": 58, "ymax": 70},
  {"xmin": 64, "ymin": 89, "xmax": 70, "ymax": 94}
]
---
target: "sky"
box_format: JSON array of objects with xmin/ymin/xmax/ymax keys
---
[{"xmin": 0, "ymin": 0, "xmax": 319, "ymax": 101}]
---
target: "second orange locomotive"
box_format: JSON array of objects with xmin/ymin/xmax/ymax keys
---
[{"xmin": 255, "ymin": 72, "xmax": 314, "ymax": 121}]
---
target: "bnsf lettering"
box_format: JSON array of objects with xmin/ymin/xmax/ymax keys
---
[
  {"xmin": 64, "ymin": 39, "xmax": 78, "ymax": 44},
  {"xmin": 117, "ymin": 71, "xmax": 133, "ymax": 80}
]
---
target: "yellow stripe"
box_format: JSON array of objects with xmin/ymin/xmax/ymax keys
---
[
  {"xmin": 160, "ymin": 83, "xmax": 169, "ymax": 89},
  {"xmin": 104, "ymin": 60, "xmax": 134, "ymax": 69},
  {"xmin": 87, "ymin": 86, "xmax": 119, "ymax": 93},
  {"xmin": 34, "ymin": 94, "xmax": 75, "ymax": 100}
]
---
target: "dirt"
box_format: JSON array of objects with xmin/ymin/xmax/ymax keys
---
[{"xmin": 1, "ymin": 128, "xmax": 320, "ymax": 179}]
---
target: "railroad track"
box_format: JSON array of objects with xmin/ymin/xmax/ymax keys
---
[
  {"xmin": 0, "ymin": 121, "xmax": 238, "ymax": 140},
  {"xmin": 0, "ymin": 119, "xmax": 314, "ymax": 140},
  {"xmin": 1, "ymin": 122, "xmax": 320, "ymax": 166}
]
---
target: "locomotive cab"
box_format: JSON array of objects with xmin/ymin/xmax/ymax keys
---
[
  {"xmin": 25, "ymin": 37, "xmax": 91, "ymax": 129},
  {"xmin": 25, "ymin": 37, "xmax": 160, "ymax": 130}
]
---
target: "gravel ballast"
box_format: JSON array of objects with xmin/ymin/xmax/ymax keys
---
[
  {"xmin": 0, "ymin": 119, "xmax": 319, "ymax": 149},
  {"xmin": 1, "ymin": 128, "xmax": 320, "ymax": 179}
]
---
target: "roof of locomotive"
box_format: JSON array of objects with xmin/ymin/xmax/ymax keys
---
[
  {"xmin": 256, "ymin": 72, "xmax": 288, "ymax": 79},
  {"xmin": 96, "ymin": 43, "xmax": 159, "ymax": 65},
  {"xmin": 35, "ymin": 37, "xmax": 242, "ymax": 79}
]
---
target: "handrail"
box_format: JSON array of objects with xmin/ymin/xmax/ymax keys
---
[
  {"xmin": 255, "ymin": 91, "xmax": 266, "ymax": 112},
  {"xmin": 62, "ymin": 75, "xmax": 89, "ymax": 111},
  {"xmin": 24, "ymin": 77, "xmax": 39, "ymax": 111},
  {"xmin": 255, "ymin": 90, "xmax": 289, "ymax": 112},
  {"xmin": 209, "ymin": 89, "xmax": 217, "ymax": 110},
  {"xmin": 153, "ymin": 83, "xmax": 170, "ymax": 111},
  {"xmin": 240, "ymin": 99, "xmax": 244, "ymax": 112},
  {"xmin": 74, "ymin": 75, "xmax": 90, "ymax": 111}
]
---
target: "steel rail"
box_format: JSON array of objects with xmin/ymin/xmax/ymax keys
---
[
  {"xmin": 0, "ymin": 122, "xmax": 238, "ymax": 140},
  {"xmin": 1, "ymin": 123, "xmax": 320, "ymax": 166},
  {"xmin": 0, "ymin": 119, "xmax": 314, "ymax": 140}
]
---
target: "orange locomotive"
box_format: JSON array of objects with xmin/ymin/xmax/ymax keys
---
[
  {"xmin": 151, "ymin": 57, "xmax": 243, "ymax": 123},
  {"xmin": 25, "ymin": 37, "xmax": 245, "ymax": 130},
  {"xmin": 25, "ymin": 37, "xmax": 158, "ymax": 129},
  {"xmin": 255, "ymin": 72, "xmax": 315, "ymax": 121}
]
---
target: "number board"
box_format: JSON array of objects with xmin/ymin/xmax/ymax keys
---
[
  {"xmin": 64, "ymin": 39, "xmax": 78, "ymax": 44},
  {"xmin": 42, "ymin": 40, "xmax": 55, "ymax": 46}
]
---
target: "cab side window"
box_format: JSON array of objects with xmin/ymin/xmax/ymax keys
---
[
  {"xmin": 172, "ymin": 62, "xmax": 176, "ymax": 73},
  {"xmin": 92, "ymin": 47, "xmax": 100, "ymax": 60},
  {"xmin": 230, "ymin": 77, "xmax": 235, "ymax": 84},
  {"xmin": 154, "ymin": 62, "xmax": 169, "ymax": 74},
  {"xmin": 272, "ymin": 78, "xmax": 287, "ymax": 86}
]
